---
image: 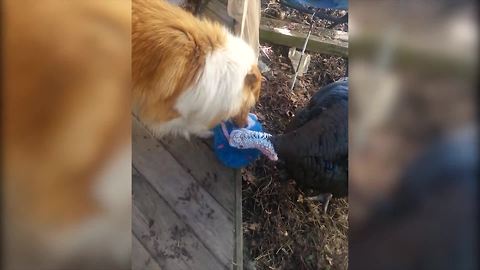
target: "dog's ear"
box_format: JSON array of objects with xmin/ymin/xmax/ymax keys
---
[
  {"xmin": 232, "ymin": 66, "xmax": 262, "ymax": 128},
  {"xmin": 244, "ymin": 71, "xmax": 259, "ymax": 86},
  {"xmin": 244, "ymin": 65, "xmax": 261, "ymax": 99}
]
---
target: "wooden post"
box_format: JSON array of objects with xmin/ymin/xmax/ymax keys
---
[{"xmin": 260, "ymin": 17, "xmax": 348, "ymax": 57}]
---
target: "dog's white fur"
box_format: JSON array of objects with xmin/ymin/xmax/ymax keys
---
[{"xmin": 148, "ymin": 32, "xmax": 257, "ymax": 139}]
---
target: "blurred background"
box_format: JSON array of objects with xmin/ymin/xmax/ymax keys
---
[
  {"xmin": 2, "ymin": 1, "xmax": 131, "ymax": 269},
  {"xmin": 349, "ymin": 0, "xmax": 477, "ymax": 269}
]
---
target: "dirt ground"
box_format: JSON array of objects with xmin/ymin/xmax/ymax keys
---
[{"xmin": 242, "ymin": 1, "xmax": 349, "ymax": 269}]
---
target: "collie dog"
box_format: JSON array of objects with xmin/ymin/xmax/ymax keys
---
[
  {"xmin": 132, "ymin": 0, "xmax": 261, "ymax": 138},
  {"xmin": 3, "ymin": 1, "xmax": 130, "ymax": 269}
]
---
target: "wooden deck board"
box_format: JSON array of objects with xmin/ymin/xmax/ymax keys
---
[
  {"xmin": 133, "ymin": 167, "xmax": 226, "ymax": 270},
  {"xmin": 159, "ymin": 136, "xmax": 235, "ymax": 215},
  {"xmin": 132, "ymin": 233, "xmax": 163, "ymax": 270},
  {"xmin": 233, "ymin": 170, "xmax": 243, "ymax": 270},
  {"xmin": 132, "ymin": 118, "xmax": 236, "ymax": 268},
  {"xmin": 202, "ymin": 0, "xmax": 234, "ymax": 29}
]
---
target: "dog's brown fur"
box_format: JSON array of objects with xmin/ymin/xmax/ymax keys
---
[
  {"xmin": 3, "ymin": 1, "xmax": 130, "ymax": 269},
  {"xmin": 132, "ymin": 0, "xmax": 260, "ymax": 131},
  {"xmin": 232, "ymin": 65, "xmax": 262, "ymax": 126},
  {"xmin": 4, "ymin": 0, "xmax": 130, "ymax": 228},
  {"xmin": 133, "ymin": 0, "xmax": 224, "ymax": 124}
]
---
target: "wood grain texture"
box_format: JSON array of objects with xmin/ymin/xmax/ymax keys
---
[
  {"xmin": 202, "ymin": 0, "xmax": 235, "ymax": 29},
  {"xmin": 133, "ymin": 167, "xmax": 227, "ymax": 269},
  {"xmin": 132, "ymin": 117, "xmax": 234, "ymax": 267},
  {"xmin": 159, "ymin": 136, "xmax": 235, "ymax": 215},
  {"xmin": 260, "ymin": 17, "xmax": 348, "ymax": 57},
  {"xmin": 233, "ymin": 170, "xmax": 243, "ymax": 270},
  {"xmin": 132, "ymin": 234, "xmax": 163, "ymax": 270}
]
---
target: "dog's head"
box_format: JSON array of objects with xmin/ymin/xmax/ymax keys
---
[{"xmin": 232, "ymin": 65, "xmax": 262, "ymax": 127}]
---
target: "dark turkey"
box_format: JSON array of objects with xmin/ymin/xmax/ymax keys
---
[
  {"xmin": 272, "ymin": 77, "xmax": 348, "ymax": 198},
  {"xmin": 280, "ymin": 0, "xmax": 348, "ymax": 28},
  {"xmin": 228, "ymin": 78, "xmax": 348, "ymax": 211},
  {"xmin": 350, "ymin": 125, "xmax": 477, "ymax": 270}
]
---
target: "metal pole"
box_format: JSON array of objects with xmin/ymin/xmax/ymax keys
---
[{"xmin": 290, "ymin": 11, "xmax": 316, "ymax": 92}]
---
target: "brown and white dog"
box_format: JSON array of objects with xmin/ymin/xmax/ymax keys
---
[
  {"xmin": 3, "ymin": 1, "xmax": 131, "ymax": 269},
  {"xmin": 132, "ymin": 0, "xmax": 261, "ymax": 138}
]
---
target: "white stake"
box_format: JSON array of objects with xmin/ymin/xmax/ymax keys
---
[{"xmin": 290, "ymin": 11, "xmax": 316, "ymax": 92}]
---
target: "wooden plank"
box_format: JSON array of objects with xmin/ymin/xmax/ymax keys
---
[
  {"xmin": 159, "ymin": 135, "xmax": 235, "ymax": 215},
  {"xmin": 233, "ymin": 170, "xmax": 243, "ymax": 270},
  {"xmin": 350, "ymin": 35, "xmax": 475, "ymax": 78},
  {"xmin": 262, "ymin": 17, "xmax": 348, "ymax": 42},
  {"xmin": 133, "ymin": 167, "xmax": 227, "ymax": 270},
  {"xmin": 202, "ymin": 8, "xmax": 221, "ymax": 22},
  {"xmin": 132, "ymin": 117, "xmax": 234, "ymax": 266},
  {"xmin": 202, "ymin": 0, "xmax": 234, "ymax": 29},
  {"xmin": 260, "ymin": 17, "xmax": 348, "ymax": 57},
  {"xmin": 166, "ymin": 0, "xmax": 186, "ymax": 6},
  {"xmin": 132, "ymin": 235, "xmax": 163, "ymax": 270},
  {"xmin": 203, "ymin": 137, "xmax": 214, "ymax": 148}
]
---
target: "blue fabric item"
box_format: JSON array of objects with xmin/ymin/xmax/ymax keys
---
[
  {"xmin": 280, "ymin": 0, "xmax": 348, "ymax": 10},
  {"xmin": 212, "ymin": 113, "xmax": 263, "ymax": 169}
]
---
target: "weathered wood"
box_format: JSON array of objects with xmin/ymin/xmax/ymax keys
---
[
  {"xmin": 202, "ymin": 137, "xmax": 215, "ymax": 148},
  {"xmin": 133, "ymin": 167, "xmax": 227, "ymax": 270},
  {"xmin": 159, "ymin": 136, "xmax": 235, "ymax": 215},
  {"xmin": 132, "ymin": 117, "xmax": 234, "ymax": 266},
  {"xmin": 260, "ymin": 17, "xmax": 348, "ymax": 57},
  {"xmin": 263, "ymin": 17, "xmax": 348, "ymax": 42},
  {"xmin": 157, "ymin": 126, "xmax": 242, "ymax": 270},
  {"xmin": 350, "ymin": 35, "xmax": 475, "ymax": 78},
  {"xmin": 132, "ymin": 234, "xmax": 163, "ymax": 270},
  {"xmin": 167, "ymin": 0, "xmax": 186, "ymax": 6},
  {"xmin": 202, "ymin": 0, "xmax": 234, "ymax": 29},
  {"xmin": 233, "ymin": 170, "xmax": 243, "ymax": 270}
]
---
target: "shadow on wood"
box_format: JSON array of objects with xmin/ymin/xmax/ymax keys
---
[{"xmin": 132, "ymin": 117, "xmax": 243, "ymax": 270}]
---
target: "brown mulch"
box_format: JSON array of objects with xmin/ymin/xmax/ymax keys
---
[
  {"xmin": 261, "ymin": 0, "xmax": 348, "ymax": 32},
  {"xmin": 182, "ymin": 1, "xmax": 349, "ymax": 268},
  {"xmin": 242, "ymin": 2, "xmax": 348, "ymax": 269}
]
